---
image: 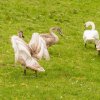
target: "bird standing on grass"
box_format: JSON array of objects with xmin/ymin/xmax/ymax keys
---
[
  {"xmin": 40, "ymin": 27, "xmax": 63, "ymax": 47},
  {"xmin": 83, "ymin": 21, "xmax": 99, "ymax": 48},
  {"xmin": 11, "ymin": 34, "xmax": 45, "ymax": 76}
]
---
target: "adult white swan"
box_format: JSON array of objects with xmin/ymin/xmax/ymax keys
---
[{"xmin": 83, "ymin": 21, "xmax": 99, "ymax": 47}]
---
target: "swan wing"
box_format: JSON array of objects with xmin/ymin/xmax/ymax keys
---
[
  {"xmin": 36, "ymin": 36, "xmax": 50, "ymax": 60},
  {"xmin": 29, "ymin": 33, "xmax": 40, "ymax": 52},
  {"xmin": 11, "ymin": 35, "xmax": 45, "ymax": 72},
  {"xmin": 11, "ymin": 36, "xmax": 31, "ymax": 63}
]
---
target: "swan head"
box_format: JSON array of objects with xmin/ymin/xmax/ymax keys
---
[
  {"xmin": 57, "ymin": 27, "xmax": 63, "ymax": 36},
  {"xmin": 18, "ymin": 31, "xmax": 24, "ymax": 38},
  {"xmin": 84, "ymin": 21, "xmax": 95, "ymax": 30},
  {"xmin": 50, "ymin": 27, "xmax": 63, "ymax": 36}
]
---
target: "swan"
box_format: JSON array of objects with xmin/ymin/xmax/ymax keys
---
[
  {"xmin": 83, "ymin": 21, "xmax": 99, "ymax": 47},
  {"xmin": 40, "ymin": 27, "xmax": 62, "ymax": 47},
  {"xmin": 29, "ymin": 33, "xmax": 50, "ymax": 60},
  {"xmin": 18, "ymin": 31, "xmax": 49, "ymax": 60},
  {"xmin": 11, "ymin": 35, "xmax": 45, "ymax": 76}
]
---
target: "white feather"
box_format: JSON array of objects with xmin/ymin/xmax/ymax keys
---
[
  {"xmin": 11, "ymin": 35, "xmax": 45, "ymax": 72},
  {"xmin": 83, "ymin": 21, "xmax": 99, "ymax": 44},
  {"xmin": 29, "ymin": 33, "xmax": 50, "ymax": 60}
]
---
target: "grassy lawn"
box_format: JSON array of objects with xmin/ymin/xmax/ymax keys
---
[{"xmin": 0, "ymin": 0, "xmax": 100, "ymax": 99}]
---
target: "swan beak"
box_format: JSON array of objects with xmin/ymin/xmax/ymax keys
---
[
  {"xmin": 58, "ymin": 28, "xmax": 63, "ymax": 36},
  {"xmin": 59, "ymin": 31, "xmax": 63, "ymax": 36},
  {"xmin": 59, "ymin": 32, "xmax": 64, "ymax": 37},
  {"xmin": 84, "ymin": 24, "xmax": 86, "ymax": 30}
]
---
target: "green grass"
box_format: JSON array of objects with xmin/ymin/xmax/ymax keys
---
[{"xmin": 0, "ymin": 0, "xmax": 100, "ymax": 100}]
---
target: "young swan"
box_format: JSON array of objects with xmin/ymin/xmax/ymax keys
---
[
  {"xmin": 29, "ymin": 33, "xmax": 50, "ymax": 60},
  {"xmin": 18, "ymin": 31, "xmax": 24, "ymax": 38},
  {"xmin": 17, "ymin": 31, "xmax": 50, "ymax": 61},
  {"xmin": 83, "ymin": 21, "xmax": 99, "ymax": 47},
  {"xmin": 40, "ymin": 27, "xmax": 62, "ymax": 47},
  {"xmin": 11, "ymin": 35, "xmax": 45, "ymax": 76}
]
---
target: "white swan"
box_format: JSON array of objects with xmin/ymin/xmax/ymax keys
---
[{"xmin": 83, "ymin": 21, "xmax": 99, "ymax": 47}]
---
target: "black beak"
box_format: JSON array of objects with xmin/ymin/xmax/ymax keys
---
[
  {"xmin": 84, "ymin": 24, "xmax": 86, "ymax": 30},
  {"xmin": 58, "ymin": 29, "xmax": 63, "ymax": 37},
  {"xmin": 59, "ymin": 32, "xmax": 63, "ymax": 36}
]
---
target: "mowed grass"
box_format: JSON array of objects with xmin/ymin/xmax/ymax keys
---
[{"xmin": 0, "ymin": 0, "xmax": 100, "ymax": 99}]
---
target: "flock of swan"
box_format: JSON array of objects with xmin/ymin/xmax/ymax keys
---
[
  {"xmin": 11, "ymin": 27, "xmax": 62, "ymax": 76},
  {"xmin": 11, "ymin": 21, "xmax": 100, "ymax": 77}
]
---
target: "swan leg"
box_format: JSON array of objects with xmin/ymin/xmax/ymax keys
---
[
  {"xmin": 35, "ymin": 71, "xmax": 37, "ymax": 77},
  {"xmin": 22, "ymin": 64, "xmax": 26, "ymax": 75},
  {"xmin": 85, "ymin": 43, "xmax": 86, "ymax": 47},
  {"xmin": 95, "ymin": 44, "xmax": 96, "ymax": 48},
  {"xmin": 24, "ymin": 69, "xmax": 26, "ymax": 75}
]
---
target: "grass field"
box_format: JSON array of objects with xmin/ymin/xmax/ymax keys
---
[{"xmin": 0, "ymin": 0, "xmax": 100, "ymax": 100}]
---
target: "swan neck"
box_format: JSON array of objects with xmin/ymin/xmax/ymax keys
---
[
  {"xmin": 50, "ymin": 29, "xmax": 57, "ymax": 37},
  {"xmin": 91, "ymin": 23, "xmax": 95, "ymax": 30},
  {"xmin": 50, "ymin": 28, "xmax": 59, "ymax": 41}
]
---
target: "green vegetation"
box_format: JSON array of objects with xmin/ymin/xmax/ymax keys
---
[{"xmin": 0, "ymin": 0, "xmax": 100, "ymax": 99}]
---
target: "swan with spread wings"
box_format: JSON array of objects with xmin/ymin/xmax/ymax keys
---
[{"xmin": 11, "ymin": 33, "xmax": 46, "ymax": 76}]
